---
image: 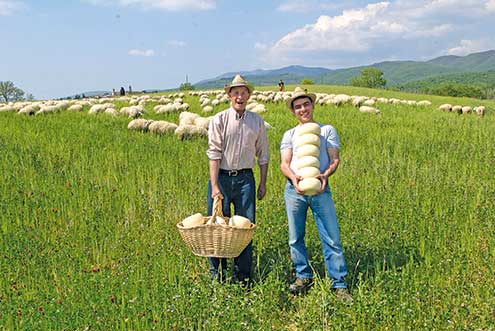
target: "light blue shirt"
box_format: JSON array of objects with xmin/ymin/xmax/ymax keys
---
[{"xmin": 280, "ymin": 122, "xmax": 340, "ymax": 174}]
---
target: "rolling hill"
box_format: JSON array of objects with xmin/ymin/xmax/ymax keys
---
[{"xmin": 193, "ymin": 50, "xmax": 495, "ymax": 89}]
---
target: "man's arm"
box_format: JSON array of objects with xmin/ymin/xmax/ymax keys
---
[
  {"xmin": 257, "ymin": 163, "xmax": 268, "ymax": 200},
  {"xmin": 209, "ymin": 159, "xmax": 222, "ymax": 199},
  {"xmin": 318, "ymin": 148, "xmax": 340, "ymax": 192},
  {"xmin": 280, "ymin": 148, "xmax": 304, "ymax": 194}
]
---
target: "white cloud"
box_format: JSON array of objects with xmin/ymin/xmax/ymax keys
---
[
  {"xmin": 277, "ymin": 0, "xmax": 313, "ymax": 12},
  {"xmin": 447, "ymin": 39, "xmax": 495, "ymax": 56},
  {"xmin": 486, "ymin": 0, "xmax": 495, "ymax": 11},
  {"xmin": 0, "ymin": 0, "xmax": 25, "ymax": 16},
  {"xmin": 258, "ymin": 0, "xmax": 495, "ymax": 67},
  {"xmin": 84, "ymin": 0, "xmax": 216, "ymax": 11},
  {"xmin": 167, "ymin": 40, "xmax": 186, "ymax": 47},
  {"xmin": 128, "ymin": 49, "xmax": 156, "ymax": 56}
]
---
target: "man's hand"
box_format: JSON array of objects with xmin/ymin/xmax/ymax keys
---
[
  {"xmin": 316, "ymin": 174, "xmax": 328, "ymax": 193},
  {"xmin": 292, "ymin": 175, "xmax": 305, "ymax": 195},
  {"xmin": 257, "ymin": 184, "xmax": 266, "ymax": 200}
]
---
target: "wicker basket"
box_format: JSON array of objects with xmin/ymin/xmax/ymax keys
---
[{"xmin": 176, "ymin": 196, "xmax": 256, "ymax": 258}]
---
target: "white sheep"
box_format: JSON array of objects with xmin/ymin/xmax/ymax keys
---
[
  {"xmin": 128, "ymin": 119, "xmax": 154, "ymax": 132},
  {"xmin": 174, "ymin": 125, "xmax": 208, "ymax": 140},
  {"xmin": 359, "ymin": 106, "xmax": 380, "ymax": 114},
  {"xmin": 474, "ymin": 106, "xmax": 485, "ymax": 117},
  {"xmin": 438, "ymin": 104, "xmax": 452, "ymax": 112},
  {"xmin": 148, "ymin": 121, "xmax": 178, "ymax": 135},
  {"xmin": 68, "ymin": 104, "xmax": 83, "ymax": 112}
]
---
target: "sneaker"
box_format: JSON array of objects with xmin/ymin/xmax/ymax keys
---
[
  {"xmin": 334, "ymin": 288, "xmax": 353, "ymax": 302},
  {"xmin": 289, "ymin": 278, "xmax": 313, "ymax": 294}
]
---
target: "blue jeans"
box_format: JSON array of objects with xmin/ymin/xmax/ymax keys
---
[
  {"xmin": 207, "ymin": 170, "xmax": 256, "ymax": 281},
  {"xmin": 284, "ymin": 181, "xmax": 348, "ymax": 288}
]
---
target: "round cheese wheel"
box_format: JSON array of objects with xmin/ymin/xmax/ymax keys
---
[
  {"xmin": 215, "ymin": 216, "xmax": 226, "ymax": 225},
  {"xmin": 182, "ymin": 213, "xmax": 204, "ymax": 228},
  {"xmin": 296, "ymin": 144, "xmax": 320, "ymax": 158},
  {"xmin": 296, "ymin": 156, "xmax": 320, "ymax": 169},
  {"xmin": 299, "ymin": 178, "xmax": 321, "ymax": 196},
  {"xmin": 296, "ymin": 123, "xmax": 321, "ymax": 136},
  {"xmin": 298, "ymin": 166, "xmax": 320, "ymax": 178},
  {"xmin": 229, "ymin": 215, "xmax": 252, "ymax": 228},
  {"xmin": 294, "ymin": 133, "xmax": 320, "ymax": 148}
]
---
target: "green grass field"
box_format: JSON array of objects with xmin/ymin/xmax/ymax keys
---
[{"xmin": 1, "ymin": 87, "xmax": 494, "ymax": 330}]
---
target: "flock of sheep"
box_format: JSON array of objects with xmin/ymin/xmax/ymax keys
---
[
  {"xmin": 438, "ymin": 104, "xmax": 485, "ymax": 116},
  {"xmin": 0, "ymin": 89, "xmax": 488, "ymax": 141}
]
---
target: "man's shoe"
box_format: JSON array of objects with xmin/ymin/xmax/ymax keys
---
[
  {"xmin": 289, "ymin": 278, "xmax": 313, "ymax": 294},
  {"xmin": 334, "ymin": 288, "xmax": 353, "ymax": 302}
]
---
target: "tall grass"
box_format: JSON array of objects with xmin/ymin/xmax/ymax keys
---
[{"xmin": 1, "ymin": 90, "xmax": 494, "ymax": 330}]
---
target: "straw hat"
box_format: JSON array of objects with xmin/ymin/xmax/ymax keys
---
[
  {"xmin": 286, "ymin": 86, "xmax": 317, "ymax": 110},
  {"xmin": 224, "ymin": 74, "xmax": 254, "ymax": 94}
]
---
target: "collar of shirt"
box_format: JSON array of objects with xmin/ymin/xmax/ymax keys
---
[{"xmin": 229, "ymin": 107, "xmax": 247, "ymax": 120}]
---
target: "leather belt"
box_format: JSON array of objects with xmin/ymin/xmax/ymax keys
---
[{"xmin": 219, "ymin": 168, "xmax": 252, "ymax": 176}]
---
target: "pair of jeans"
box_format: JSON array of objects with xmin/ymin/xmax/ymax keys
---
[
  {"xmin": 284, "ymin": 181, "xmax": 348, "ymax": 288},
  {"xmin": 207, "ymin": 170, "xmax": 256, "ymax": 281}
]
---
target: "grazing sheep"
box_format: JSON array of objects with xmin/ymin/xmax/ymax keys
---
[
  {"xmin": 193, "ymin": 117, "xmax": 211, "ymax": 130},
  {"xmin": 452, "ymin": 105, "xmax": 462, "ymax": 114},
  {"xmin": 148, "ymin": 121, "xmax": 178, "ymax": 135},
  {"xmin": 35, "ymin": 105, "xmax": 59, "ymax": 115},
  {"xmin": 120, "ymin": 105, "xmax": 145, "ymax": 118},
  {"xmin": 417, "ymin": 100, "xmax": 432, "ymax": 106},
  {"xmin": 18, "ymin": 104, "xmax": 40, "ymax": 115},
  {"xmin": 438, "ymin": 104, "xmax": 452, "ymax": 112},
  {"xmin": 179, "ymin": 111, "xmax": 199, "ymax": 126},
  {"xmin": 174, "ymin": 125, "xmax": 208, "ymax": 140},
  {"xmin": 461, "ymin": 106, "xmax": 472, "ymax": 114},
  {"xmin": 202, "ymin": 105, "xmax": 213, "ymax": 113},
  {"xmin": 68, "ymin": 104, "xmax": 83, "ymax": 112},
  {"xmin": 474, "ymin": 106, "xmax": 485, "ymax": 117},
  {"xmin": 359, "ymin": 106, "xmax": 380, "ymax": 114},
  {"xmin": 128, "ymin": 119, "xmax": 154, "ymax": 132}
]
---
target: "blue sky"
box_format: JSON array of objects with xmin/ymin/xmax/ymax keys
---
[{"xmin": 1, "ymin": 0, "xmax": 495, "ymax": 99}]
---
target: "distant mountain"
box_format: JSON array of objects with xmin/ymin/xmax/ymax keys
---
[
  {"xmin": 194, "ymin": 50, "xmax": 495, "ymax": 89},
  {"xmin": 194, "ymin": 65, "xmax": 333, "ymax": 89}
]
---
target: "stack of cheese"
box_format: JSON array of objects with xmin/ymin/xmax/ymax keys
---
[
  {"xmin": 294, "ymin": 123, "xmax": 321, "ymax": 196},
  {"xmin": 181, "ymin": 213, "xmax": 252, "ymax": 228}
]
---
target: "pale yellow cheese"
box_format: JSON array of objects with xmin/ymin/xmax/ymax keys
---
[
  {"xmin": 299, "ymin": 178, "xmax": 321, "ymax": 196},
  {"xmin": 182, "ymin": 213, "xmax": 204, "ymax": 228},
  {"xmin": 294, "ymin": 133, "xmax": 320, "ymax": 148},
  {"xmin": 296, "ymin": 144, "xmax": 320, "ymax": 158}
]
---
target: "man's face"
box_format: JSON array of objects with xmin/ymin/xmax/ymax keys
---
[
  {"xmin": 229, "ymin": 86, "xmax": 250, "ymax": 112},
  {"xmin": 292, "ymin": 97, "xmax": 314, "ymax": 123}
]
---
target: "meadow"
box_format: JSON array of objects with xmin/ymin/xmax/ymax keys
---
[{"xmin": 1, "ymin": 86, "xmax": 494, "ymax": 330}]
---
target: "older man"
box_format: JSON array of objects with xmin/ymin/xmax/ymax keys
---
[
  {"xmin": 280, "ymin": 87, "xmax": 351, "ymax": 301},
  {"xmin": 206, "ymin": 74, "xmax": 269, "ymax": 286}
]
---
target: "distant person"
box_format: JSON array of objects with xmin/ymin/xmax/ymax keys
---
[
  {"xmin": 280, "ymin": 86, "xmax": 352, "ymax": 301},
  {"xmin": 278, "ymin": 79, "xmax": 285, "ymax": 91},
  {"xmin": 120, "ymin": 87, "xmax": 125, "ymax": 96},
  {"xmin": 112, "ymin": 88, "xmax": 116, "ymax": 97},
  {"xmin": 128, "ymin": 85, "xmax": 132, "ymax": 94}
]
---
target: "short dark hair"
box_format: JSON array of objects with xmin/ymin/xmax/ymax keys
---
[{"xmin": 291, "ymin": 96, "xmax": 313, "ymax": 109}]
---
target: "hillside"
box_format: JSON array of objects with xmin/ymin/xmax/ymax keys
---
[{"xmin": 194, "ymin": 50, "xmax": 495, "ymax": 89}]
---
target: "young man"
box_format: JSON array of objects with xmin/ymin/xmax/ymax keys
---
[
  {"xmin": 206, "ymin": 74, "xmax": 269, "ymax": 285},
  {"xmin": 280, "ymin": 87, "xmax": 351, "ymax": 300}
]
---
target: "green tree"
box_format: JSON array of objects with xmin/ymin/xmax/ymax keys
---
[
  {"xmin": 179, "ymin": 82, "xmax": 195, "ymax": 91},
  {"xmin": 0, "ymin": 81, "xmax": 26, "ymax": 102},
  {"xmin": 351, "ymin": 67, "xmax": 387, "ymax": 88},
  {"xmin": 426, "ymin": 82, "xmax": 485, "ymax": 99},
  {"xmin": 300, "ymin": 78, "xmax": 314, "ymax": 85}
]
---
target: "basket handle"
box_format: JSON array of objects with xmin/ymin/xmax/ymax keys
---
[{"xmin": 211, "ymin": 195, "xmax": 224, "ymax": 218}]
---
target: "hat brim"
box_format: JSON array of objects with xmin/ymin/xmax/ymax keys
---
[
  {"xmin": 286, "ymin": 92, "xmax": 317, "ymax": 110},
  {"xmin": 225, "ymin": 83, "xmax": 254, "ymax": 94}
]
